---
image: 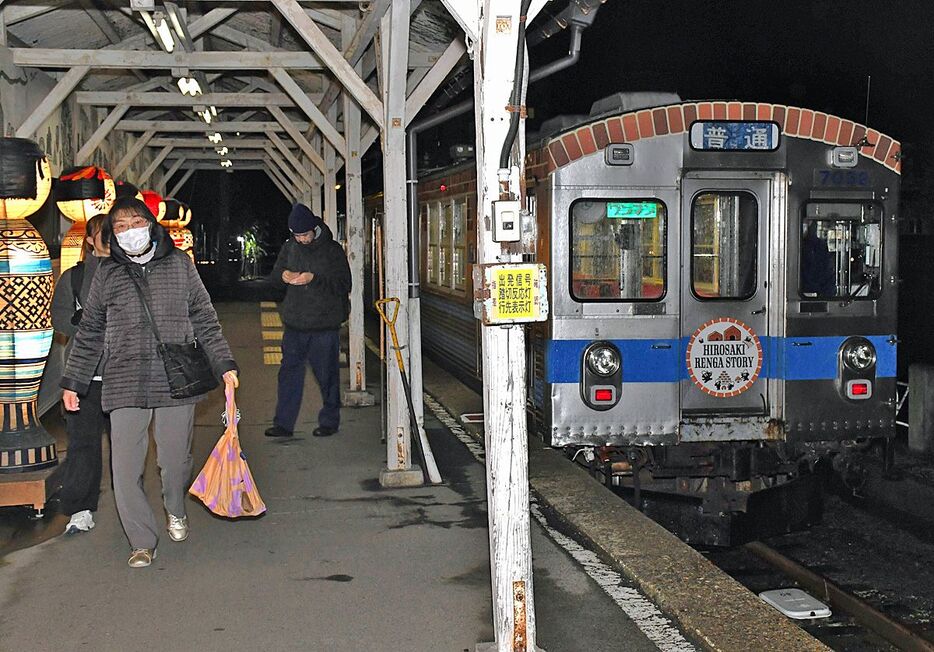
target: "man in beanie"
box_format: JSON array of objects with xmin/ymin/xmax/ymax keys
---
[{"xmin": 265, "ymin": 203, "xmax": 351, "ymax": 438}]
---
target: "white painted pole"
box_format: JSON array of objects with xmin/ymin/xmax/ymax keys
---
[
  {"xmin": 324, "ymin": 104, "xmax": 338, "ymax": 237},
  {"xmin": 378, "ymin": 0, "xmax": 422, "ymax": 488},
  {"xmin": 310, "ymin": 132, "xmax": 323, "ymax": 216},
  {"xmin": 471, "ymin": 1, "xmax": 539, "ymax": 649}
]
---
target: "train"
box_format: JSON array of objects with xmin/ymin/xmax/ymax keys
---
[{"xmin": 375, "ymin": 93, "xmax": 902, "ymax": 546}]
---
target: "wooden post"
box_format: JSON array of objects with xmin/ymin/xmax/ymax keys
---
[
  {"xmin": 471, "ymin": 2, "xmax": 540, "ymax": 649},
  {"xmin": 377, "ymin": 0, "xmax": 422, "ymax": 488},
  {"xmin": 310, "ymin": 132, "xmax": 323, "ymax": 216},
  {"xmin": 342, "ymin": 15, "xmax": 373, "ymax": 406},
  {"xmin": 323, "ymin": 104, "xmax": 338, "ymax": 237}
]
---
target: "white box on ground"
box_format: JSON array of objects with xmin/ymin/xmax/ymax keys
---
[{"xmin": 759, "ymin": 588, "xmax": 832, "ymax": 619}]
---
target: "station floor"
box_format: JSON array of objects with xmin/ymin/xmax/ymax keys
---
[{"xmin": 0, "ymin": 303, "xmax": 692, "ymax": 652}]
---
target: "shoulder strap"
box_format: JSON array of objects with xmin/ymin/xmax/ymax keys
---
[
  {"xmin": 71, "ymin": 262, "xmax": 85, "ymax": 309},
  {"xmin": 125, "ymin": 267, "xmax": 164, "ymax": 345}
]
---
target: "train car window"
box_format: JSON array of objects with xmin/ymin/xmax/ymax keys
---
[
  {"xmin": 691, "ymin": 192, "xmax": 758, "ymax": 299},
  {"xmin": 440, "ymin": 202, "xmax": 452, "ymax": 287},
  {"xmin": 800, "ymin": 202, "xmax": 882, "ymax": 299},
  {"xmin": 570, "ymin": 199, "xmax": 667, "ymax": 301},
  {"xmin": 427, "ymin": 202, "xmax": 440, "ymax": 286},
  {"xmin": 453, "ymin": 202, "xmax": 467, "ymax": 290}
]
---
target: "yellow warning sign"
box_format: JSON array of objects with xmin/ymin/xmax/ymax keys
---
[{"xmin": 473, "ymin": 263, "xmax": 548, "ymax": 325}]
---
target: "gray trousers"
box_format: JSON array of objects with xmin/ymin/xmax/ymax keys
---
[{"xmin": 110, "ymin": 404, "xmax": 196, "ymax": 549}]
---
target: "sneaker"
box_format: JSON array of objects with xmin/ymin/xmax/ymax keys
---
[
  {"xmin": 65, "ymin": 510, "xmax": 95, "ymax": 535},
  {"xmin": 264, "ymin": 425, "xmax": 293, "ymax": 438},
  {"xmin": 312, "ymin": 425, "xmax": 337, "ymax": 437},
  {"xmin": 127, "ymin": 548, "xmax": 157, "ymax": 568},
  {"xmin": 167, "ymin": 514, "xmax": 189, "ymax": 542}
]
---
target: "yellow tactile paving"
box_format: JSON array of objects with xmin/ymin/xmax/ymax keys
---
[
  {"xmin": 263, "ymin": 351, "xmax": 283, "ymax": 365},
  {"xmin": 262, "ymin": 330, "xmax": 283, "ymax": 341},
  {"xmin": 260, "ymin": 301, "xmax": 277, "ymax": 309},
  {"xmin": 261, "ymin": 312, "xmax": 282, "ymax": 328}
]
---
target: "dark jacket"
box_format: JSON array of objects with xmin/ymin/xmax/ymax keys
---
[
  {"xmin": 51, "ymin": 254, "xmax": 102, "ymax": 368},
  {"xmin": 61, "ymin": 219, "xmax": 237, "ymax": 412},
  {"xmin": 271, "ymin": 222, "xmax": 351, "ymax": 331}
]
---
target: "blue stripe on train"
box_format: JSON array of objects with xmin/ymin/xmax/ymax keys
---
[{"xmin": 545, "ymin": 335, "xmax": 896, "ymax": 384}]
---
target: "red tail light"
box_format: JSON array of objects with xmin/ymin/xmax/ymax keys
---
[
  {"xmin": 594, "ymin": 389, "xmax": 614, "ymax": 402},
  {"xmin": 851, "ymin": 383, "xmax": 869, "ymax": 396}
]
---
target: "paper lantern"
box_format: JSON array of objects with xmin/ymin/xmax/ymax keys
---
[
  {"xmin": 0, "ymin": 138, "xmax": 57, "ymax": 473},
  {"xmin": 140, "ymin": 189, "xmax": 166, "ymax": 221},
  {"xmin": 163, "ymin": 198, "xmax": 194, "ymax": 261},
  {"xmin": 116, "ymin": 180, "xmax": 144, "ymax": 201},
  {"xmin": 57, "ymin": 166, "xmax": 115, "ymax": 272}
]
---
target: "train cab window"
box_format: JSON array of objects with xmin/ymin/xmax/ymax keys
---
[
  {"xmin": 570, "ymin": 199, "xmax": 666, "ymax": 301},
  {"xmin": 692, "ymin": 192, "xmax": 758, "ymax": 299},
  {"xmin": 800, "ymin": 202, "xmax": 882, "ymax": 299}
]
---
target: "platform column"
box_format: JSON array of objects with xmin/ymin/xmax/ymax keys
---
[
  {"xmin": 463, "ymin": 0, "xmax": 541, "ymax": 649},
  {"xmin": 342, "ymin": 15, "xmax": 374, "ymax": 408},
  {"xmin": 378, "ymin": 0, "xmax": 421, "ymax": 487}
]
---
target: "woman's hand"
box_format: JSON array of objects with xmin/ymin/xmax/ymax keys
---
[
  {"xmin": 223, "ymin": 370, "xmax": 239, "ymax": 388},
  {"xmin": 63, "ymin": 390, "xmax": 80, "ymax": 412}
]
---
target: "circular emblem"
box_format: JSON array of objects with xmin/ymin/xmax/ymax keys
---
[{"xmin": 686, "ymin": 318, "xmax": 763, "ymax": 398}]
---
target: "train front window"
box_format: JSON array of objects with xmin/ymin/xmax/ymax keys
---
[
  {"xmin": 691, "ymin": 192, "xmax": 758, "ymax": 299},
  {"xmin": 800, "ymin": 202, "xmax": 882, "ymax": 299},
  {"xmin": 570, "ymin": 199, "xmax": 666, "ymax": 301}
]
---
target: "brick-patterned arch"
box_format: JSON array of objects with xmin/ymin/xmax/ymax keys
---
[{"xmin": 533, "ymin": 101, "xmax": 902, "ymax": 176}]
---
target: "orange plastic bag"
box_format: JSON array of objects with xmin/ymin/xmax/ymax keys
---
[{"xmin": 189, "ymin": 384, "xmax": 266, "ymax": 518}]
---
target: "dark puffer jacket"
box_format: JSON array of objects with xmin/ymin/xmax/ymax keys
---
[
  {"xmin": 61, "ymin": 218, "xmax": 237, "ymax": 412},
  {"xmin": 271, "ymin": 222, "xmax": 351, "ymax": 331}
]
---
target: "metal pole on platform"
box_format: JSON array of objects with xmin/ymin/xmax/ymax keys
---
[
  {"xmin": 467, "ymin": 1, "xmax": 541, "ymax": 649},
  {"xmin": 378, "ymin": 0, "xmax": 423, "ymax": 488}
]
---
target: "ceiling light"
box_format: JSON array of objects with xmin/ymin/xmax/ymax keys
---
[
  {"xmin": 168, "ymin": 8, "xmax": 184, "ymax": 40},
  {"xmin": 210, "ymin": 106, "xmax": 217, "ymax": 117},
  {"xmin": 208, "ymin": 132, "xmax": 223, "ymax": 144},
  {"xmin": 334, "ymin": 183, "xmax": 341, "ymax": 190},
  {"xmin": 176, "ymin": 77, "xmax": 202, "ymax": 97},
  {"xmin": 216, "ymin": 147, "xmax": 228, "ymax": 156},
  {"xmin": 220, "ymin": 160, "xmax": 232, "ymax": 168}
]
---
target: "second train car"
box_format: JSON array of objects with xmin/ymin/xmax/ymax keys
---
[{"xmin": 396, "ymin": 94, "xmax": 901, "ymax": 545}]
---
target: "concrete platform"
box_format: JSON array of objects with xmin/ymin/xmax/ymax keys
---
[
  {"xmin": 0, "ymin": 303, "xmax": 691, "ymax": 651},
  {"xmin": 421, "ymin": 359, "xmax": 828, "ymax": 652}
]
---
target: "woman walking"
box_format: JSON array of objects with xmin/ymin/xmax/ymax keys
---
[{"xmin": 61, "ymin": 197, "xmax": 238, "ymax": 568}]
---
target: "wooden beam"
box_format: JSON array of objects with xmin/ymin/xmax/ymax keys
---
[
  {"xmin": 11, "ymin": 49, "xmax": 328, "ymax": 70},
  {"xmin": 268, "ymin": 106, "xmax": 326, "ymax": 172},
  {"xmin": 76, "ymin": 91, "xmax": 304, "ymax": 107},
  {"xmin": 137, "ymin": 145, "xmax": 173, "ymax": 186},
  {"xmin": 76, "ymin": 104, "xmax": 129, "ymax": 164},
  {"xmin": 264, "ymin": 146, "xmax": 310, "ymax": 191},
  {"xmin": 270, "ymin": 68, "xmax": 346, "ymax": 154},
  {"xmin": 263, "ymin": 165, "xmax": 295, "ymax": 202},
  {"xmin": 16, "ymin": 66, "xmax": 89, "ymax": 138},
  {"xmin": 343, "ymin": 63, "xmax": 367, "ymax": 394},
  {"xmin": 103, "ymin": 7, "xmax": 236, "ymax": 53},
  {"xmin": 4, "ymin": 2, "xmax": 66, "ymax": 26},
  {"xmin": 266, "ymin": 130, "xmax": 314, "ymax": 187},
  {"xmin": 150, "ymin": 137, "xmax": 296, "ymax": 149},
  {"xmin": 168, "ymin": 167, "xmax": 195, "ymax": 198},
  {"xmin": 116, "ymin": 120, "xmax": 307, "ymax": 133},
  {"xmin": 270, "ymin": 0, "xmax": 383, "ymax": 128},
  {"xmin": 405, "ymin": 38, "xmax": 467, "ymax": 126},
  {"xmin": 166, "ymin": 151, "xmax": 269, "ymax": 160},
  {"xmin": 265, "ymin": 157, "xmax": 300, "ymax": 198},
  {"xmin": 158, "ymin": 156, "xmax": 186, "ymax": 195},
  {"xmin": 112, "ymin": 130, "xmax": 154, "ymax": 177}
]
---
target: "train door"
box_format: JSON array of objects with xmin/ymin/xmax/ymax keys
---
[{"xmin": 680, "ymin": 175, "xmax": 774, "ymax": 439}]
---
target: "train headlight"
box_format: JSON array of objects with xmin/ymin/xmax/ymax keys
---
[
  {"xmin": 586, "ymin": 344, "xmax": 620, "ymax": 377},
  {"xmin": 842, "ymin": 338, "xmax": 876, "ymax": 371}
]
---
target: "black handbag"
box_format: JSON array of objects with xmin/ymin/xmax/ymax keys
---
[{"xmin": 127, "ymin": 269, "xmax": 219, "ymax": 399}]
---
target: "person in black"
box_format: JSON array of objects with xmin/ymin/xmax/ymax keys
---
[
  {"xmin": 50, "ymin": 213, "xmax": 110, "ymax": 535},
  {"xmin": 265, "ymin": 204, "xmax": 351, "ymax": 438},
  {"xmin": 801, "ymin": 220, "xmax": 837, "ymax": 297}
]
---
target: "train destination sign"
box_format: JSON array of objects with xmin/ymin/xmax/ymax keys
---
[
  {"xmin": 606, "ymin": 201, "xmax": 658, "ymax": 219},
  {"xmin": 686, "ymin": 317, "xmax": 763, "ymax": 398},
  {"xmin": 473, "ymin": 263, "xmax": 549, "ymax": 325},
  {"xmin": 689, "ymin": 121, "xmax": 780, "ymax": 152}
]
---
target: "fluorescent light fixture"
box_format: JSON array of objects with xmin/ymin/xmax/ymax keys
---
[
  {"xmin": 208, "ymin": 132, "xmax": 223, "ymax": 144},
  {"xmin": 210, "ymin": 106, "xmax": 217, "ymax": 117},
  {"xmin": 220, "ymin": 160, "xmax": 232, "ymax": 168},
  {"xmin": 154, "ymin": 15, "xmax": 175, "ymax": 53},
  {"xmin": 168, "ymin": 8, "xmax": 184, "ymax": 40},
  {"xmin": 176, "ymin": 77, "xmax": 202, "ymax": 97},
  {"xmin": 216, "ymin": 147, "xmax": 228, "ymax": 156}
]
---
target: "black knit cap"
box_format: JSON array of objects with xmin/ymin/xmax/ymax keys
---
[{"xmin": 288, "ymin": 203, "xmax": 320, "ymax": 234}]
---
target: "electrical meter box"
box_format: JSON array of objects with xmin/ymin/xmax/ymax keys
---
[{"xmin": 493, "ymin": 200, "xmax": 521, "ymax": 242}]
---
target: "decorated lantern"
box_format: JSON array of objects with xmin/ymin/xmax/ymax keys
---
[
  {"xmin": 116, "ymin": 180, "xmax": 144, "ymax": 201},
  {"xmin": 0, "ymin": 138, "xmax": 57, "ymax": 473},
  {"xmin": 56, "ymin": 166, "xmax": 115, "ymax": 272},
  {"xmin": 162, "ymin": 198, "xmax": 195, "ymax": 261},
  {"xmin": 140, "ymin": 189, "xmax": 166, "ymax": 221}
]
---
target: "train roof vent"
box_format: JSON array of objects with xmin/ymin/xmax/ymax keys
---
[
  {"xmin": 537, "ymin": 114, "xmax": 590, "ymax": 140},
  {"xmin": 589, "ymin": 92, "xmax": 682, "ymax": 117}
]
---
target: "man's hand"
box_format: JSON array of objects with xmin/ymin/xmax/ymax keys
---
[
  {"xmin": 63, "ymin": 390, "xmax": 80, "ymax": 412},
  {"xmin": 223, "ymin": 370, "xmax": 239, "ymax": 388},
  {"xmin": 291, "ymin": 272, "xmax": 314, "ymax": 286},
  {"xmin": 282, "ymin": 270, "xmax": 298, "ymax": 284}
]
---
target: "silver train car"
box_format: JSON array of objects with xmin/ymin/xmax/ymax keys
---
[{"xmin": 402, "ymin": 94, "xmax": 901, "ymax": 545}]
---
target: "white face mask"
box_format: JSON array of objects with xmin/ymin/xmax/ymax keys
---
[{"xmin": 115, "ymin": 224, "xmax": 151, "ymax": 255}]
